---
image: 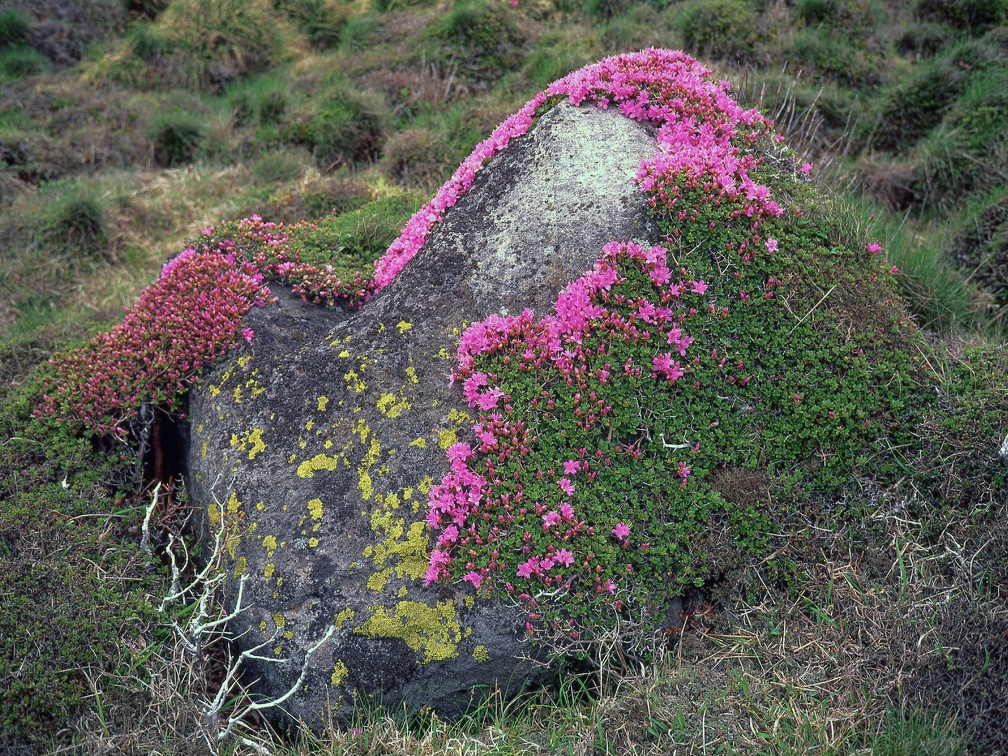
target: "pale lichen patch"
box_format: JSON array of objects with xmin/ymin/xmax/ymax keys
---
[{"xmin": 355, "ymin": 601, "xmax": 461, "ymax": 663}]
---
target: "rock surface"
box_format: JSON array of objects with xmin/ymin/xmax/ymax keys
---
[{"xmin": 186, "ymin": 100, "xmax": 661, "ymax": 728}]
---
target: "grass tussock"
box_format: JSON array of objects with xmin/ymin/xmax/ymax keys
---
[{"xmin": 96, "ymin": 0, "xmax": 297, "ymax": 91}]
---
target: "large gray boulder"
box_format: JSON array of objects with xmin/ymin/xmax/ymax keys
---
[{"xmin": 186, "ymin": 100, "xmax": 661, "ymax": 729}]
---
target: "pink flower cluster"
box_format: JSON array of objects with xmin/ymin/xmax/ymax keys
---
[
  {"xmin": 373, "ymin": 48, "xmax": 775, "ymax": 290},
  {"xmin": 420, "ymin": 50, "xmax": 798, "ymax": 608},
  {"xmin": 426, "ymin": 241, "xmax": 706, "ymax": 592},
  {"xmin": 221, "ymin": 215, "xmax": 378, "ymax": 309},
  {"xmin": 36, "ymin": 246, "xmax": 270, "ymax": 435}
]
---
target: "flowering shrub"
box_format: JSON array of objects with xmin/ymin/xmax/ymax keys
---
[
  {"xmin": 419, "ymin": 49, "xmax": 918, "ymax": 647},
  {"xmin": 36, "ymin": 245, "xmax": 270, "ymax": 436},
  {"xmin": 37, "ymin": 192, "xmax": 419, "ymax": 435},
  {"xmin": 373, "ymin": 49, "xmax": 780, "ymax": 288},
  {"xmin": 205, "ymin": 215, "xmax": 379, "ymax": 310}
]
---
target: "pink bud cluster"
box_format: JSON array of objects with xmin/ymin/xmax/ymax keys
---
[
  {"xmin": 36, "ymin": 210, "xmax": 389, "ymax": 434},
  {"xmin": 36, "ymin": 245, "xmax": 270, "ymax": 436},
  {"xmin": 215, "ymin": 215, "xmax": 378, "ymax": 309},
  {"xmin": 373, "ymin": 48, "xmax": 773, "ymax": 290}
]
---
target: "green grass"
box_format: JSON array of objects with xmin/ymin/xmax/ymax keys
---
[
  {"xmin": 0, "ymin": 45, "xmax": 50, "ymax": 79},
  {"xmin": 674, "ymin": 0, "xmax": 757, "ymax": 62},
  {"xmin": 0, "ymin": 8, "xmax": 29, "ymax": 49},
  {"xmin": 99, "ymin": 0, "xmax": 295, "ymax": 91}
]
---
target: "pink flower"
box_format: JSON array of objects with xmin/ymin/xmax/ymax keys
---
[
  {"xmin": 462, "ymin": 571, "xmax": 483, "ymax": 589},
  {"xmin": 558, "ymin": 477, "xmax": 575, "ymax": 496},
  {"xmin": 603, "ymin": 579, "xmax": 617, "ymax": 594},
  {"xmin": 765, "ymin": 238, "xmax": 778, "ymax": 253},
  {"xmin": 611, "ymin": 522, "xmax": 630, "ymax": 539},
  {"xmin": 559, "ymin": 502, "xmax": 575, "ymax": 521},
  {"xmin": 543, "ymin": 510, "xmax": 561, "ymax": 528},
  {"xmin": 517, "ymin": 558, "xmax": 539, "ymax": 579},
  {"xmin": 800, "ymin": 162, "xmax": 814, "ymax": 175},
  {"xmin": 555, "ymin": 548, "xmax": 574, "ymax": 567},
  {"xmin": 446, "ymin": 442, "xmax": 473, "ymax": 463},
  {"xmin": 563, "ymin": 459, "xmax": 580, "ymax": 475},
  {"xmin": 866, "ymin": 242, "xmax": 883, "ymax": 255},
  {"xmin": 691, "ymin": 280, "xmax": 709, "ymax": 296}
]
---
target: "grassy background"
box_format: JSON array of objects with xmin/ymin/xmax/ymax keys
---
[{"xmin": 1, "ymin": 0, "xmax": 1007, "ymax": 752}]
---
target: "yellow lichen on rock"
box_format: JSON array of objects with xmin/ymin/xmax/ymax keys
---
[
  {"xmin": 344, "ymin": 369, "xmax": 366, "ymax": 394},
  {"xmin": 367, "ymin": 569, "xmax": 392, "ymax": 592},
  {"xmin": 297, "ymin": 453, "xmax": 341, "ymax": 478},
  {"xmin": 307, "ymin": 498, "xmax": 324, "ymax": 521},
  {"xmin": 317, "ymin": 395, "xmax": 329, "ymax": 412},
  {"xmin": 335, "ymin": 608, "xmax": 354, "ymax": 630},
  {"xmin": 355, "ymin": 601, "xmax": 462, "ymax": 663},
  {"xmin": 230, "ymin": 428, "xmax": 266, "ymax": 460},
  {"xmin": 247, "ymin": 428, "xmax": 266, "ymax": 459},
  {"xmin": 377, "ymin": 392, "xmax": 411, "ymax": 419},
  {"xmin": 331, "ymin": 660, "xmax": 349, "ymax": 686},
  {"xmin": 263, "ymin": 534, "xmax": 278, "ymax": 557},
  {"xmin": 397, "ymin": 320, "xmax": 412, "ymax": 334},
  {"xmin": 472, "ymin": 645, "xmax": 489, "ymax": 663}
]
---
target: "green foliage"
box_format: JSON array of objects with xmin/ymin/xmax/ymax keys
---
[
  {"xmin": 0, "ymin": 45, "xmax": 50, "ymax": 79},
  {"xmin": 897, "ymin": 21, "xmax": 953, "ymax": 58},
  {"xmin": 872, "ymin": 59, "xmax": 966, "ymax": 151},
  {"xmin": 675, "ymin": 0, "xmax": 757, "ymax": 61},
  {"xmin": 948, "ymin": 187, "xmax": 1008, "ymax": 319},
  {"xmin": 127, "ymin": 21, "xmax": 170, "ymax": 61},
  {"xmin": 41, "ymin": 184, "xmax": 111, "ymax": 259},
  {"xmin": 285, "ymin": 79, "xmax": 389, "ymax": 169},
  {"xmin": 583, "ymin": 0, "xmax": 634, "ymax": 20},
  {"xmin": 150, "ymin": 112, "xmax": 205, "ymax": 166},
  {"xmin": 911, "ymin": 66, "xmax": 1008, "ymax": 208},
  {"xmin": 908, "ymin": 347, "xmax": 1008, "ymax": 511},
  {"xmin": 250, "ymin": 149, "xmax": 307, "ymax": 183},
  {"xmin": 284, "ymin": 193, "xmax": 422, "ymax": 275},
  {"xmin": 795, "ymin": 0, "xmax": 838, "ymax": 25},
  {"xmin": 868, "ymin": 707, "xmax": 970, "ymax": 755},
  {"xmin": 126, "ymin": 0, "xmax": 172, "ymax": 19},
  {"xmin": 915, "ymin": 0, "xmax": 1008, "ymax": 33},
  {"xmin": 787, "ymin": 27, "xmax": 876, "ymax": 87},
  {"xmin": 601, "ymin": 5, "xmax": 674, "ymax": 52},
  {"xmin": 380, "ymin": 127, "xmax": 451, "ymax": 189},
  {"xmin": 275, "ymin": 0, "xmax": 351, "ymax": 48},
  {"xmin": 524, "ymin": 39, "xmax": 593, "ymax": 88},
  {"xmin": 0, "ymin": 8, "xmax": 29, "ymax": 49},
  {"xmin": 103, "ymin": 0, "xmax": 293, "ymax": 91},
  {"xmin": 258, "ymin": 89, "xmax": 289, "ymax": 124},
  {"xmin": 339, "ymin": 15, "xmax": 377, "ymax": 51},
  {"xmin": 427, "ymin": 0, "xmax": 526, "ymax": 83},
  {"xmin": 0, "ymin": 373, "xmax": 161, "ymax": 747}
]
